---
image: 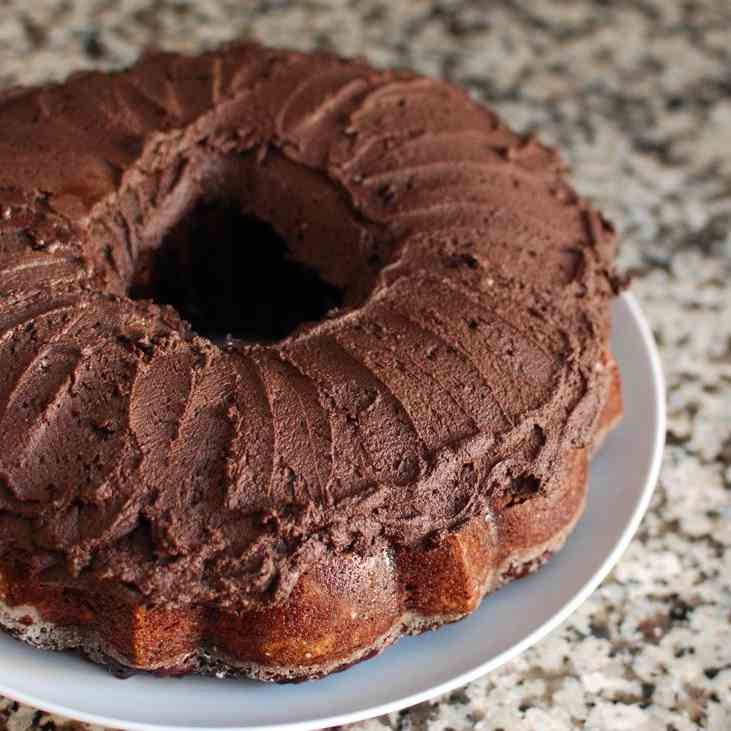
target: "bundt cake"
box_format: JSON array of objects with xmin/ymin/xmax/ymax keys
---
[{"xmin": 0, "ymin": 42, "xmax": 624, "ymax": 681}]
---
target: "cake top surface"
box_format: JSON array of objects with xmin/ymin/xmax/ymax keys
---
[{"xmin": 0, "ymin": 43, "xmax": 619, "ymax": 609}]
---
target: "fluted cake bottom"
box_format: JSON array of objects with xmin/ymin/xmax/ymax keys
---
[{"xmin": 0, "ymin": 532, "xmax": 569, "ymax": 683}]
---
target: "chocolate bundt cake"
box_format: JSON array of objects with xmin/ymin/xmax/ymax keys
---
[{"xmin": 0, "ymin": 42, "xmax": 623, "ymax": 681}]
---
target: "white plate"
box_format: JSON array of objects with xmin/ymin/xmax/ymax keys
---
[{"xmin": 0, "ymin": 293, "xmax": 665, "ymax": 731}]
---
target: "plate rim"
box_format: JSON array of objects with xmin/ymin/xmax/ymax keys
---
[{"xmin": 0, "ymin": 292, "xmax": 666, "ymax": 731}]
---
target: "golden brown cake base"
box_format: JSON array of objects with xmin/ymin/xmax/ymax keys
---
[{"xmin": 0, "ymin": 361, "xmax": 621, "ymax": 682}]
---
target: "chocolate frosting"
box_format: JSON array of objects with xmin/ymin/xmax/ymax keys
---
[{"xmin": 0, "ymin": 43, "xmax": 620, "ymax": 609}]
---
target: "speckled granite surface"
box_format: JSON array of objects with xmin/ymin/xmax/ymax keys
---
[{"xmin": 0, "ymin": 1, "xmax": 729, "ymax": 729}]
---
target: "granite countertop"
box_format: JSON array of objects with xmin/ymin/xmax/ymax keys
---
[{"xmin": 0, "ymin": 1, "xmax": 729, "ymax": 729}]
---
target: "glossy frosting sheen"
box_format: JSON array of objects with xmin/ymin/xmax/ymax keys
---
[{"xmin": 0, "ymin": 43, "xmax": 620, "ymax": 609}]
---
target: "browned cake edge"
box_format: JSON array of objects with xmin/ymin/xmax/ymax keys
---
[{"xmin": 0, "ymin": 357, "xmax": 621, "ymax": 682}]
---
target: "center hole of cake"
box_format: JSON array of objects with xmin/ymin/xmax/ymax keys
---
[{"xmin": 129, "ymin": 201, "xmax": 344, "ymax": 342}]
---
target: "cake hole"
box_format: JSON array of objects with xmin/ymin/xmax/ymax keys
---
[
  {"xmin": 505, "ymin": 474, "xmax": 541, "ymax": 508},
  {"xmin": 129, "ymin": 201, "xmax": 344, "ymax": 342}
]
